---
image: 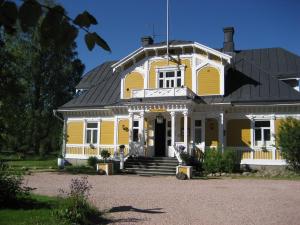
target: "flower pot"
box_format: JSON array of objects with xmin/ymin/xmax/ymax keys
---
[
  {"xmin": 97, "ymin": 162, "xmax": 114, "ymax": 175},
  {"xmin": 176, "ymin": 165, "xmax": 192, "ymax": 179},
  {"xmin": 57, "ymin": 157, "xmax": 64, "ymax": 169}
]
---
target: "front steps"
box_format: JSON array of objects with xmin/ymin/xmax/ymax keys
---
[{"xmin": 124, "ymin": 157, "xmax": 178, "ymax": 176}]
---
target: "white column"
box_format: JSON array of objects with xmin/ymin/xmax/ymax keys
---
[
  {"xmin": 139, "ymin": 111, "xmax": 145, "ymax": 156},
  {"xmin": 183, "ymin": 111, "xmax": 188, "ymax": 152},
  {"xmin": 113, "ymin": 117, "xmax": 118, "ymax": 158},
  {"xmin": 271, "ymin": 115, "xmax": 276, "ymax": 160},
  {"xmin": 218, "ymin": 112, "xmax": 224, "ymax": 153},
  {"xmin": 128, "ymin": 112, "xmax": 134, "ymax": 154},
  {"xmin": 170, "ymin": 111, "xmax": 176, "ymax": 146},
  {"xmin": 250, "ymin": 116, "xmax": 255, "ymax": 160},
  {"xmin": 62, "ymin": 118, "xmax": 67, "ymax": 157}
]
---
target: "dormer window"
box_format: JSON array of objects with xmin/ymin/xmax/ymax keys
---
[{"xmin": 156, "ymin": 65, "xmax": 185, "ymax": 89}]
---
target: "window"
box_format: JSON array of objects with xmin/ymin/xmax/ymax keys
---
[
  {"xmin": 254, "ymin": 121, "xmax": 271, "ymax": 146},
  {"xmin": 86, "ymin": 122, "xmax": 98, "ymax": 144},
  {"xmin": 194, "ymin": 120, "xmax": 202, "ymax": 144},
  {"xmin": 158, "ymin": 70, "xmax": 182, "ymax": 88},
  {"xmin": 133, "ymin": 120, "xmax": 139, "ymax": 142}
]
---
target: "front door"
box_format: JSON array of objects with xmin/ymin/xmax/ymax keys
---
[{"xmin": 155, "ymin": 119, "xmax": 166, "ymax": 157}]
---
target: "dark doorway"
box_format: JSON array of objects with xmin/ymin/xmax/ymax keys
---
[{"xmin": 155, "ymin": 119, "xmax": 166, "ymax": 157}]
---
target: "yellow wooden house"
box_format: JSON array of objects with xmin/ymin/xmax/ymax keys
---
[{"xmin": 57, "ymin": 27, "xmax": 300, "ymax": 169}]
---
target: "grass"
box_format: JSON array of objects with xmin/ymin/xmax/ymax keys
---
[
  {"xmin": 0, "ymin": 195, "xmax": 59, "ymax": 225},
  {"xmin": 0, "ymin": 153, "xmax": 57, "ymax": 171}
]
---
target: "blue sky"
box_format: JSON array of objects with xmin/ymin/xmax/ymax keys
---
[{"xmin": 60, "ymin": 0, "xmax": 300, "ymax": 74}]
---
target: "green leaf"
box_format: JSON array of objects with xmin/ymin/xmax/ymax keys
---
[
  {"xmin": 0, "ymin": 1, "xmax": 18, "ymax": 27},
  {"xmin": 85, "ymin": 33, "xmax": 95, "ymax": 50},
  {"xmin": 74, "ymin": 11, "xmax": 97, "ymax": 28},
  {"xmin": 93, "ymin": 32, "xmax": 111, "ymax": 52},
  {"xmin": 19, "ymin": 0, "xmax": 42, "ymax": 32}
]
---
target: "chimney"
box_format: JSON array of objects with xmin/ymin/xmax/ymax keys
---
[
  {"xmin": 223, "ymin": 27, "xmax": 235, "ymax": 53},
  {"xmin": 141, "ymin": 36, "xmax": 154, "ymax": 47}
]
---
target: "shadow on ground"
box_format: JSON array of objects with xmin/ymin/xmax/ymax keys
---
[{"xmin": 109, "ymin": 206, "xmax": 165, "ymax": 214}]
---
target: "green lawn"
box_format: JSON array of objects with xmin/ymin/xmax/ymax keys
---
[{"xmin": 0, "ymin": 195, "xmax": 59, "ymax": 225}]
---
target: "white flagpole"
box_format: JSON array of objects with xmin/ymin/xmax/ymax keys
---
[{"xmin": 167, "ymin": 0, "xmax": 169, "ymax": 64}]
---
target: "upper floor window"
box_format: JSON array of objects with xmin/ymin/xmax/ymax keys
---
[
  {"xmin": 86, "ymin": 122, "xmax": 98, "ymax": 144},
  {"xmin": 254, "ymin": 121, "xmax": 271, "ymax": 147},
  {"xmin": 158, "ymin": 70, "xmax": 182, "ymax": 88}
]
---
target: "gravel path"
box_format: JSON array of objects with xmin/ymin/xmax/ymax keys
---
[{"xmin": 25, "ymin": 173, "xmax": 300, "ymax": 225}]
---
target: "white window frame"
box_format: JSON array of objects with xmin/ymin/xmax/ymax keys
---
[
  {"xmin": 85, "ymin": 122, "xmax": 98, "ymax": 144},
  {"xmin": 133, "ymin": 120, "xmax": 139, "ymax": 142},
  {"xmin": 254, "ymin": 120, "xmax": 271, "ymax": 147},
  {"xmin": 156, "ymin": 65, "xmax": 185, "ymax": 89}
]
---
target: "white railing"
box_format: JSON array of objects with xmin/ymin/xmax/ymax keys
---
[{"xmin": 131, "ymin": 87, "xmax": 195, "ymax": 99}]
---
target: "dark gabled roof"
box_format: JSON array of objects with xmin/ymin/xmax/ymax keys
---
[
  {"xmin": 60, "ymin": 61, "xmax": 121, "ymax": 109},
  {"xmin": 235, "ymin": 48, "xmax": 300, "ymax": 79},
  {"xmin": 59, "ymin": 43, "xmax": 300, "ymax": 110},
  {"xmin": 201, "ymin": 57, "xmax": 300, "ymax": 104}
]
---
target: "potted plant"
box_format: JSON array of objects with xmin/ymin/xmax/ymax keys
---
[
  {"xmin": 176, "ymin": 148, "xmax": 193, "ymax": 179},
  {"xmin": 57, "ymin": 154, "xmax": 64, "ymax": 169},
  {"xmin": 97, "ymin": 150, "xmax": 113, "ymax": 175}
]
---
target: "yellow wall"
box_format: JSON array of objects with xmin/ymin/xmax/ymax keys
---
[
  {"xmin": 149, "ymin": 59, "xmax": 192, "ymax": 90},
  {"xmin": 227, "ymin": 119, "xmax": 251, "ymax": 147},
  {"xmin": 124, "ymin": 72, "xmax": 144, "ymax": 98},
  {"xmin": 100, "ymin": 121, "xmax": 114, "ymax": 145},
  {"xmin": 118, "ymin": 119, "xmax": 129, "ymax": 145},
  {"xmin": 197, "ymin": 66, "xmax": 220, "ymax": 95},
  {"xmin": 205, "ymin": 118, "xmax": 218, "ymax": 147},
  {"xmin": 67, "ymin": 121, "xmax": 83, "ymax": 144}
]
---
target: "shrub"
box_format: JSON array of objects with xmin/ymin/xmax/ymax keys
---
[
  {"xmin": 203, "ymin": 148, "xmax": 222, "ymax": 174},
  {"xmin": 87, "ymin": 156, "xmax": 99, "ymax": 169},
  {"xmin": 100, "ymin": 150, "xmax": 111, "ymax": 162},
  {"xmin": 221, "ymin": 149, "xmax": 237, "ymax": 173},
  {"xmin": 0, "ymin": 160, "xmax": 33, "ymax": 207},
  {"xmin": 180, "ymin": 152, "xmax": 191, "ymax": 165},
  {"xmin": 54, "ymin": 176, "xmax": 99, "ymax": 225},
  {"xmin": 277, "ymin": 117, "xmax": 300, "ymax": 171}
]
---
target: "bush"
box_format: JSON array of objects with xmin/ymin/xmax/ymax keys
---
[
  {"xmin": 54, "ymin": 176, "xmax": 99, "ymax": 225},
  {"xmin": 221, "ymin": 149, "xmax": 236, "ymax": 173},
  {"xmin": 180, "ymin": 152, "xmax": 191, "ymax": 165},
  {"xmin": 87, "ymin": 156, "xmax": 99, "ymax": 169},
  {"xmin": 100, "ymin": 150, "xmax": 111, "ymax": 162},
  {"xmin": 0, "ymin": 160, "xmax": 33, "ymax": 207},
  {"xmin": 203, "ymin": 148, "xmax": 222, "ymax": 174},
  {"xmin": 277, "ymin": 117, "xmax": 300, "ymax": 171},
  {"xmin": 203, "ymin": 148, "xmax": 238, "ymax": 174}
]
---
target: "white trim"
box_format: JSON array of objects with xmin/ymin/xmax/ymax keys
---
[
  {"xmin": 240, "ymin": 159, "xmax": 286, "ymax": 166},
  {"xmin": 111, "ymin": 43, "xmax": 231, "ymax": 71}
]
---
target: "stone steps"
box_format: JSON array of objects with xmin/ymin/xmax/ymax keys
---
[{"xmin": 124, "ymin": 157, "xmax": 178, "ymax": 176}]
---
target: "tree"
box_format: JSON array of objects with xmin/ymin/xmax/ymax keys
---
[
  {"xmin": 277, "ymin": 117, "xmax": 300, "ymax": 171},
  {"xmin": 0, "ymin": 5, "xmax": 85, "ymax": 155},
  {"xmin": 0, "ymin": 0, "xmax": 110, "ymax": 52}
]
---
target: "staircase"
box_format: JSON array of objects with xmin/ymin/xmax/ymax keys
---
[{"xmin": 124, "ymin": 157, "xmax": 178, "ymax": 176}]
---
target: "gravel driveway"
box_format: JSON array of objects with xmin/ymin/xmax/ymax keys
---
[{"xmin": 25, "ymin": 173, "xmax": 300, "ymax": 225}]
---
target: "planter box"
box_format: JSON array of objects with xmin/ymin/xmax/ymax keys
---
[
  {"xmin": 97, "ymin": 162, "xmax": 114, "ymax": 175},
  {"xmin": 176, "ymin": 166, "xmax": 192, "ymax": 179}
]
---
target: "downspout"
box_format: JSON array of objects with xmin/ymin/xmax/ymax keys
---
[{"xmin": 53, "ymin": 110, "xmax": 66, "ymax": 158}]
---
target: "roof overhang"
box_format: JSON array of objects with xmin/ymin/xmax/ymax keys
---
[{"xmin": 111, "ymin": 42, "xmax": 232, "ymax": 72}]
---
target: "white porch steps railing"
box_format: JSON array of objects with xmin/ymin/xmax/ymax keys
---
[{"xmin": 131, "ymin": 87, "xmax": 195, "ymax": 99}]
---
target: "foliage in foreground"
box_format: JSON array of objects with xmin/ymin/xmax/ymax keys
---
[
  {"xmin": 0, "ymin": 160, "xmax": 33, "ymax": 207},
  {"xmin": 54, "ymin": 176, "xmax": 101, "ymax": 225},
  {"xmin": 203, "ymin": 148, "xmax": 238, "ymax": 174},
  {"xmin": 277, "ymin": 117, "xmax": 300, "ymax": 171}
]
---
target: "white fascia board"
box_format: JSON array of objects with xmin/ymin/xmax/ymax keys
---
[
  {"xmin": 112, "ymin": 42, "xmax": 232, "ymax": 71},
  {"xmin": 193, "ymin": 42, "xmax": 231, "ymax": 63}
]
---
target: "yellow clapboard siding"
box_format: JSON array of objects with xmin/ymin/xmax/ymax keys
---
[
  {"xmin": 118, "ymin": 119, "xmax": 129, "ymax": 145},
  {"xmin": 227, "ymin": 119, "xmax": 251, "ymax": 147},
  {"xmin": 149, "ymin": 59, "xmax": 192, "ymax": 90},
  {"xmin": 100, "ymin": 121, "xmax": 114, "ymax": 145},
  {"xmin": 124, "ymin": 72, "xmax": 144, "ymax": 98},
  {"xmin": 197, "ymin": 66, "xmax": 220, "ymax": 95},
  {"xmin": 67, "ymin": 121, "xmax": 83, "ymax": 144},
  {"xmin": 205, "ymin": 118, "xmax": 218, "ymax": 147}
]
